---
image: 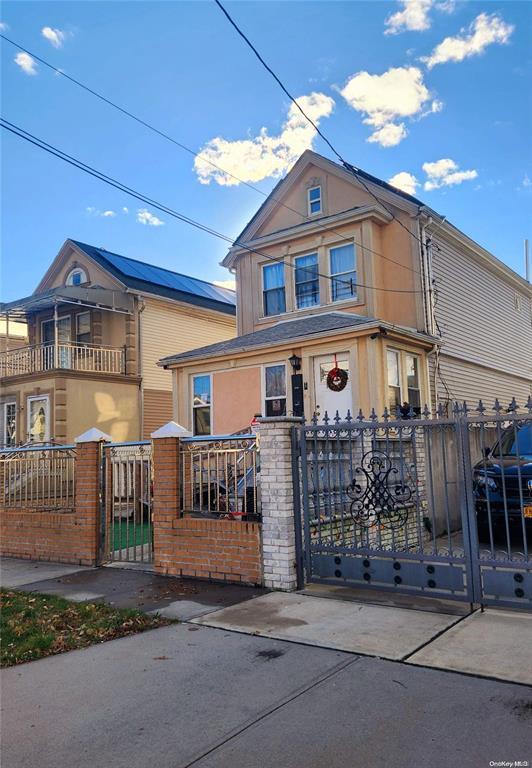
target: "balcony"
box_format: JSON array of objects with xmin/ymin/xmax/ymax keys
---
[{"xmin": 0, "ymin": 342, "xmax": 126, "ymax": 378}]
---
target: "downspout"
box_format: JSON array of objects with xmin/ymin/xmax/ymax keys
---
[{"xmin": 137, "ymin": 296, "xmax": 146, "ymax": 439}]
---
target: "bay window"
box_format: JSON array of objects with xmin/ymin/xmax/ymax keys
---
[
  {"xmin": 294, "ymin": 253, "xmax": 319, "ymax": 309},
  {"xmin": 192, "ymin": 374, "xmax": 211, "ymax": 435},
  {"xmin": 330, "ymin": 243, "xmax": 357, "ymax": 302},
  {"xmin": 387, "ymin": 349, "xmax": 422, "ymax": 416},
  {"xmin": 263, "ymin": 263, "xmax": 286, "ymax": 317}
]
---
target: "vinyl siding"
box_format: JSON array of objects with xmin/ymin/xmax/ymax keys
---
[
  {"xmin": 143, "ymin": 388, "xmax": 173, "ymax": 438},
  {"xmin": 431, "ymin": 234, "xmax": 532, "ymax": 381},
  {"xmin": 140, "ymin": 297, "xmax": 236, "ymax": 391},
  {"xmin": 429, "ymin": 351, "xmax": 532, "ymax": 409}
]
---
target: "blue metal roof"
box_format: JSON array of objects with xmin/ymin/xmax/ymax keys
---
[{"xmin": 71, "ymin": 240, "xmax": 236, "ymax": 315}]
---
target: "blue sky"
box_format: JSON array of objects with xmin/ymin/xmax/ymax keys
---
[{"xmin": 1, "ymin": 0, "xmax": 531, "ymax": 302}]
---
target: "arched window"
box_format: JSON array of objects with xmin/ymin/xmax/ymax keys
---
[{"xmin": 66, "ymin": 267, "xmax": 88, "ymax": 286}]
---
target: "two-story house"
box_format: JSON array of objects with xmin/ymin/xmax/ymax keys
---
[
  {"xmin": 159, "ymin": 150, "xmax": 532, "ymax": 433},
  {"xmin": 0, "ymin": 239, "xmax": 236, "ymax": 445}
]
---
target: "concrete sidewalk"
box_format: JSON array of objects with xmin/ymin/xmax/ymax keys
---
[
  {"xmin": 193, "ymin": 591, "xmax": 532, "ymax": 685},
  {"xmin": 0, "ymin": 557, "xmax": 266, "ymax": 621},
  {"xmin": 2, "ymin": 623, "xmax": 530, "ymax": 768}
]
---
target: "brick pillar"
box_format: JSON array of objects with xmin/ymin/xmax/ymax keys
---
[
  {"xmin": 74, "ymin": 430, "xmax": 110, "ymax": 566},
  {"xmin": 151, "ymin": 421, "xmax": 191, "ymax": 574},
  {"xmin": 255, "ymin": 416, "xmax": 302, "ymax": 591}
]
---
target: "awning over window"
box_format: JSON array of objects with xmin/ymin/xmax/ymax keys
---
[{"xmin": 0, "ymin": 285, "xmax": 135, "ymax": 321}]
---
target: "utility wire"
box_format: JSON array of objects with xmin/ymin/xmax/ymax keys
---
[
  {"xmin": 0, "ymin": 32, "xmax": 423, "ymax": 279},
  {"xmin": 0, "ymin": 118, "xmax": 425, "ymax": 295},
  {"xmin": 213, "ymin": 0, "xmax": 428, "ymax": 251}
]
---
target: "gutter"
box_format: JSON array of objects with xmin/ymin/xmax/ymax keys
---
[{"xmin": 159, "ymin": 320, "xmax": 440, "ymax": 369}]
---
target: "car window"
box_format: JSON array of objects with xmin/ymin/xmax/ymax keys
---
[{"xmin": 496, "ymin": 424, "xmax": 532, "ymax": 456}]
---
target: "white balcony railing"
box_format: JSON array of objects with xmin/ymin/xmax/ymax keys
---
[{"xmin": 0, "ymin": 342, "xmax": 126, "ymax": 378}]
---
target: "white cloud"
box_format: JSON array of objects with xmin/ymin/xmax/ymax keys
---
[
  {"xmin": 85, "ymin": 206, "xmax": 118, "ymax": 218},
  {"xmin": 213, "ymin": 279, "xmax": 236, "ymax": 291},
  {"xmin": 367, "ymin": 123, "xmax": 407, "ymax": 148},
  {"xmin": 41, "ymin": 26, "xmax": 65, "ymax": 48},
  {"xmin": 388, "ymin": 171, "xmax": 420, "ymax": 196},
  {"xmin": 422, "ymin": 158, "xmax": 478, "ymax": 190},
  {"xmin": 122, "ymin": 207, "xmax": 129, "ymax": 214},
  {"xmin": 339, "ymin": 66, "xmax": 440, "ymax": 147},
  {"xmin": 194, "ymin": 92, "xmax": 335, "ymax": 186},
  {"xmin": 385, "ymin": 0, "xmax": 455, "ymax": 35},
  {"xmin": 521, "ymin": 173, "xmax": 531, "ymax": 188},
  {"xmin": 14, "ymin": 52, "xmax": 37, "ymax": 75},
  {"xmin": 137, "ymin": 209, "xmax": 164, "ymax": 227},
  {"xmin": 0, "ymin": 22, "xmax": 9, "ymax": 32},
  {"xmin": 422, "ymin": 13, "xmax": 514, "ymax": 69}
]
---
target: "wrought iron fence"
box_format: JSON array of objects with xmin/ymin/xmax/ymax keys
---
[
  {"xmin": 296, "ymin": 397, "xmax": 532, "ymax": 608},
  {"xmin": 105, "ymin": 441, "xmax": 153, "ymax": 563},
  {"xmin": 180, "ymin": 434, "xmax": 260, "ymax": 520},
  {"xmin": 0, "ymin": 444, "xmax": 76, "ymax": 511}
]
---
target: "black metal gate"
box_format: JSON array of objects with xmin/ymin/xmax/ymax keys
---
[{"xmin": 295, "ymin": 401, "xmax": 532, "ymax": 609}]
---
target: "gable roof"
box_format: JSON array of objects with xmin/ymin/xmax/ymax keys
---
[{"xmin": 70, "ymin": 240, "xmax": 236, "ymax": 316}]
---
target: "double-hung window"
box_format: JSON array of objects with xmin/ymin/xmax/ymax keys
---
[
  {"xmin": 264, "ymin": 364, "xmax": 286, "ymax": 417},
  {"xmin": 294, "ymin": 253, "xmax": 319, "ymax": 309},
  {"xmin": 263, "ymin": 263, "xmax": 286, "ymax": 317},
  {"xmin": 192, "ymin": 375, "xmax": 211, "ymax": 435},
  {"xmin": 387, "ymin": 349, "xmax": 422, "ymax": 416},
  {"xmin": 307, "ymin": 186, "xmax": 322, "ymax": 215},
  {"xmin": 330, "ymin": 244, "xmax": 357, "ymax": 302}
]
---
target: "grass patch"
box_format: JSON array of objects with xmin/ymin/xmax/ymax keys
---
[{"xmin": 0, "ymin": 590, "xmax": 171, "ymax": 667}]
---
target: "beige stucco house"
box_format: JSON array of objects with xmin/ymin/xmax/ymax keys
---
[
  {"xmin": 0, "ymin": 239, "xmax": 236, "ymax": 446},
  {"xmin": 159, "ymin": 151, "xmax": 531, "ymax": 435}
]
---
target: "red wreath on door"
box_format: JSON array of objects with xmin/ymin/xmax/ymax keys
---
[{"xmin": 326, "ymin": 355, "xmax": 348, "ymax": 392}]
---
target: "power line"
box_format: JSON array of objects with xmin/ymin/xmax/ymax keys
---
[
  {"xmin": 213, "ymin": 0, "xmax": 427, "ymax": 251},
  {"xmin": 0, "ymin": 118, "xmax": 425, "ymax": 296},
  {"xmin": 0, "ymin": 32, "xmax": 423, "ymax": 279}
]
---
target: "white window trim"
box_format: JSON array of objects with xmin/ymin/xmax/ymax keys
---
[
  {"xmin": 328, "ymin": 242, "xmax": 357, "ymax": 304},
  {"xmin": 386, "ymin": 347, "xmax": 422, "ymax": 414},
  {"xmin": 27, "ymin": 395, "xmax": 51, "ymax": 443},
  {"xmin": 190, "ymin": 373, "xmax": 213, "ymax": 436},
  {"xmin": 307, "ymin": 185, "xmax": 322, "ymax": 217},
  {"xmin": 262, "ymin": 362, "xmax": 288, "ymax": 418},
  {"xmin": 66, "ymin": 267, "xmax": 88, "ymax": 286},
  {"xmin": 294, "ymin": 251, "xmax": 320, "ymax": 310},
  {"xmin": 261, "ymin": 262, "xmax": 286, "ymax": 318},
  {"xmin": 3, "ymin": 401, "xmax": 16, "ymax": 447}
]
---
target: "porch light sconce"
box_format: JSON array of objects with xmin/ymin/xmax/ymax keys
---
[{"xmin": 289, "ymin": 353, "xmax": 302, "ymax": 372}]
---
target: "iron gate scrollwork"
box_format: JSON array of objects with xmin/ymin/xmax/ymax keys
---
[{"xmin": 347, "ymin": 450, "xmax": 413, "ymax": 531}]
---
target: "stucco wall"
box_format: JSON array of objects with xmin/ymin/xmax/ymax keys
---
[
  {"xmin": 65, "ymin": 378, "xmax": 140, "ymax": 442},
  {"xmin": 212, "ymin": 367, "xmax": 262, "ymax": 434}
]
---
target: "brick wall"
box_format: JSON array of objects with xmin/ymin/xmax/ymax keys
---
[
  {"xmin": 152, "ymin": 433, "xmax": 262, "ymax": 585},
  {"xmin": 155, "ymin": 517, "xmax": 262, "ymax": 584},
  {"xmin": 0, "ymin": 440, "xmax": 101, "ymax": 566}
]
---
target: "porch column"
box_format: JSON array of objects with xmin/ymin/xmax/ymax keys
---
[
  {"xmin": 255, "ymin": 416, "xmax": 303, "ymax": 591},
  {"xmin": 53, "ymin": 301, "xmax": 59, "ymax": 370}
]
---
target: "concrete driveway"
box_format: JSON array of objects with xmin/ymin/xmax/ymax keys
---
[{"xmin": 2, "ymin": 623, "xmax": 530, "ymax": 768}]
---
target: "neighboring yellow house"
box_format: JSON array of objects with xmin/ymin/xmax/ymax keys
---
[
  {"xmin": 0, "ymin": 239, "xmax": 236, "ymax": 445},
  {"xmin": 160, "ymin": 150, "xmax": 532, "ymax": 434}
]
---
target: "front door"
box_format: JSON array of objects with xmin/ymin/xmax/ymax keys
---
[
  {"xmin": 313, "ymin": 352, "xmax": 352, "ymax": 421},
  {"xmin": 27, "ymin": 395, "xmax": 50, "ymax": 443},
  {"xmin": 42, "ymin": 317, "xmax": 71, "ymax": 368}
]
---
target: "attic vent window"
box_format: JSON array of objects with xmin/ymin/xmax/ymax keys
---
[
  {"xmin": 307, "ymin": 186, "xmax": 322, "ymax": 216},
  {"xmin": 66, "ymin": 268, "xmax": 87, "ymax": 286}
]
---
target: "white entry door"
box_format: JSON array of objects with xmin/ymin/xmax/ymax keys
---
[
  {"xmin": 27, "ymin": 395, "xmax": 51, "ymax": 443},
  {"xmin": 313, "ymin": 352, "xmax": 352, "ymax": 422}
]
